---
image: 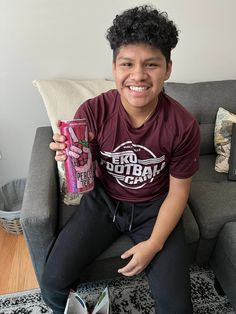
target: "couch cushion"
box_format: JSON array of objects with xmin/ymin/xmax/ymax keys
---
[
  {"xmin": 189, "ymin": 181, "xmax": 236, "ymax": 239},
  {"xmin": 165, "ymin": 80, "xmax": 236, "ymax": 155},
  {"xmin": 193, "ymin": 154, "xmax": 228, "ymax": 182},
  {"xmin": 189, "ymin": 154, "xmax": 236, "ymax": 239}
]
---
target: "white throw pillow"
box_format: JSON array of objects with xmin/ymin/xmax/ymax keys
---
[{"xmin": 33, "ymin": 79, "xmax": 116, "ymax": 204}]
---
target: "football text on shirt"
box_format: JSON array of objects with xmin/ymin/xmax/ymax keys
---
[{"xmin": 100, "ymin": 141, "xmax": 166, "ymax": 189}]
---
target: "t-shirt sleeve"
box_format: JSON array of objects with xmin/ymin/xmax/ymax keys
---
[
  {"xmin": 73, "ymin": 100, "xmax": 99, "ymax": 161},
  {"xmin": 73, "ymin": 100, "xmax": 97, "ymax": 135},
  {"xmin": 170, "ymin": 119, "xmax": 200, "ymax": 179}
]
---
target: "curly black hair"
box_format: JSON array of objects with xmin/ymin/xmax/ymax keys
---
[{"xmin": 106, "ymin": 5, "xmax": 179, "ymax": 63}]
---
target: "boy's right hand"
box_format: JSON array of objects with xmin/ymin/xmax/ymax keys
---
[
  {"xmin": 49, "ymin": 134, "xmax": 67, "ymax": 161},
  {"xmin": 49, "ymin": 131, "xmax": 95, "ymax": 162}
]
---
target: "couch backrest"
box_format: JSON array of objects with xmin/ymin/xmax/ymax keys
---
[{"xmin": 165, "ymin": 80, "xmax": 236, "ymax": 155}]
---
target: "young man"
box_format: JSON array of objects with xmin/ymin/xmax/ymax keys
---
[{"xmin": 44, "ymin": 5, "xmax": 200, "ymax": 313}]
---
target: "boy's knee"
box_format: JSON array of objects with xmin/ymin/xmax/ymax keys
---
[
  {"xmin": 40, "ymin": 270, "xmax": 69, "ymax": 314},
  {"xmin": 41, "ymin": 265, "xmax": 72, "ymax": 293},
  {"xmin": 156, "ymin": 298, "xmax": 193, "ymax": 314}
]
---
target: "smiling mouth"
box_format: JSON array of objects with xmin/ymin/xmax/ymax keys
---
[{"xmin": 128, "ymin": 86, "xmax": 149, "ymax": 92}]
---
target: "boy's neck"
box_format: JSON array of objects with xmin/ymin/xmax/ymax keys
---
[{"xmin": 122, "ymin": 102, "xmax": 158, "ymax": 128}]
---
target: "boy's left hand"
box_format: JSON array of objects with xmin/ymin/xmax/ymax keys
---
[{"xmin": 118, "ymin": 240, "xmax": 162, "ymax": 276}]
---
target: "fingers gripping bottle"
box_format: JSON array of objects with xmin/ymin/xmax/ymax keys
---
[{"xmin": 59, "ymin": 119, "xmax": 94, "ymax": 193}]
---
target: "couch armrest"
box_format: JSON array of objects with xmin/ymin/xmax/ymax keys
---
[{"xmin": 21, "ymin": 126, "xmax": 59, "ymax": 284}]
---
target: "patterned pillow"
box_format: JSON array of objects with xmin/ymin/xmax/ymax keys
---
[
  {"xmin": 33, "ymin": 79, "xmax": 116, "ymax": 204},
  {"xmin": 214, "ymin": 107, "xmax": 236, "ymax": 173}
]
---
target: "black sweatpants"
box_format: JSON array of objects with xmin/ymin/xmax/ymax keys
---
[{"xmin": 41, "ymin": 179, "xmax": 193, "ymax": 314}]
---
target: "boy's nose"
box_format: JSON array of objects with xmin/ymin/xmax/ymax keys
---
[{"xmin": 129, "ymin": 66, "xmax": 148, "ymax": 81}]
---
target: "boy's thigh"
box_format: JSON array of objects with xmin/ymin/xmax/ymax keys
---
[
  {"xmin": 43, "ymin": 183, "xmax": 121, "ymax": 287},
  {"xmin": 130, "ymin": 220, "xmax": 192, "ymax": 312}
]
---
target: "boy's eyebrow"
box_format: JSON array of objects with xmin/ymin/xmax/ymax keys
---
[
  {"xmin": 116, "ymin": 57, "xmax": 133, "ymax": 61},
  {"xmin": 145, "ymin": 57, "xmax": 163, "ymax": 62},
  {"xmin": 117, "ymin": 56, "xmax": 163, "ymax": 62}
]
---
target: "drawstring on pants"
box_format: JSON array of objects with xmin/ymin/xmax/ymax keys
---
[
  {"xmin": 129, "ymin": 204, "xmax": 135, "ymax": 231},
  {"xmin": 112, "ymin": 201, "xmax": 120, "ymax": 223},
  {"xmin": 112, "ymin": 201, "xmax": 135, "ymax": 231}
]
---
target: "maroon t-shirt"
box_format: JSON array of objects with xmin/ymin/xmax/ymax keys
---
[{"xmin": 74, "ymin": 89, "xmax": 200, "ymax": 202}]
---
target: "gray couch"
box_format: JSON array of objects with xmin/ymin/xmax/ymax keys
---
[{"xmin": 21, "ymin": 80, "xmax": 236, "ymax": 310}]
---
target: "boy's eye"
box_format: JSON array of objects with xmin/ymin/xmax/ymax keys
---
[
  {"xmin": 121, "ymin": 63, "xmax": 132, "ymax": 67},
  {"xmin": 146, "ymin": 63, "xmax": 158, "ymax": 68}
]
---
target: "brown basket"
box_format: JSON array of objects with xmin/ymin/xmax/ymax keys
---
[
  {"xmin": 0, "ymin": 178, "xmax": 26, "ymax": 235},
  {"xmin": 0, "ymin": 214, "xmax": 22, "ymax": 235}
]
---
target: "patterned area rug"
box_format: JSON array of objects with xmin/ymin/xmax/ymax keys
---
[{"xmin": 0, "ymin": 265, "xmax": 235, "ymax": 314}]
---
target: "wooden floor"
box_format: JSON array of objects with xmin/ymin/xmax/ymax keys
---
[{"xmin": 0, "ymin": 227, "xmax": 39, "ymax": 294}]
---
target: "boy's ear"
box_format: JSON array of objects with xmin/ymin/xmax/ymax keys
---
[
  {"xmin": 112, "ymin": 60, "xmax": 116, "ymax": 76},
  {"xmin": 165, "ymin": 60, "xmax": 172, "ymax": 81}
]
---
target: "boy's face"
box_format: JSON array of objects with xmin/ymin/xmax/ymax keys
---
[{"xmin": 112, "ymin": 43, "xmax": 172, "ymax": 112}]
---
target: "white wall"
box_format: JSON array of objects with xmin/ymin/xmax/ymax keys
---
[{"xmin": 1, "ymin": 0, "xmax": 236, "ymax": 186}]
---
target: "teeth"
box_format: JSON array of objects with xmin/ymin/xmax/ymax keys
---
[{"xmin": 129, "ymin": 86, "xmax": 147, "ymax": 92}]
